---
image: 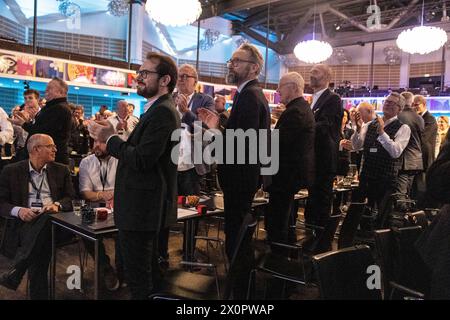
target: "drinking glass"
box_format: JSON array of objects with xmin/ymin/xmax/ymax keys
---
[{"xmin": 72, "ymin": 199, "xmax": 85, "ymax": 216}]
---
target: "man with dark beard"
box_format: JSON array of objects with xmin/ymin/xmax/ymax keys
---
[
  {"xmin": 198, "ymin": 43, "xmax": 270, "ymax": 298},
  {"xmin": 88, "ymin": 52, "xmax": 180, "ymax": 299}
]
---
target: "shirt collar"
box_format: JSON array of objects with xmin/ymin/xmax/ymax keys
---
[
  {"xmin": 384, "ymin": 115, "xmax": 398, "ymax": 126},
  {"xmin": 144, "ymin": 97, "xmax": 158, "ymax": 112},
  {"xmin": 237, "ymin": 79, "xmax": 254, "ymax": 93},
  {"xmin": 29, "ymin": 161, "xmax": 47, "ymax": 175},
  {"xmin": 313, "ymin": 88, "xmax": 327, "ymax": 99}
]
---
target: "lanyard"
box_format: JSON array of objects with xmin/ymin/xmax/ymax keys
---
[
  {"xmin": 99, "ymin": 158, "xmax": 110, "ymax": 191},
  {"xmin": 29, "ymin": 170, "xmax": 45, "ymax": 200}
]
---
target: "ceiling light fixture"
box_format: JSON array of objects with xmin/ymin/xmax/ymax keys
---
[
  {"xmin": 145, "ymin": 0, "xmax": 202, "ymax": 27},
  {"xmin": 293, "ymin": 3, "xmax": 332, "ymax": 64},
  {"xmin": 396, "ymin": 1, "xmax": 447, "ymax": 55}
]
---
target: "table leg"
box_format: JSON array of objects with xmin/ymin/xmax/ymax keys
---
[
  {"xmin": 50, "ymin": 223, "xmax": 56, "ymax": 300},
  {"xmin": 94, "ymin": 239, "xmax": 99, "ymax": 300}
]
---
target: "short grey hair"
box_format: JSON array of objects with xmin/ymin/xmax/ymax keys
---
[
  {"xmin": 27, "ymin": 134, "xmax": 51, "ymax": 154},
  {"xmin": 50, "ymin": 77, "xmax": 68, "ymax": 95},
  {"xmin": 281, "ymin": 72, "xmax": 305, "ymax": 95},
  {"xmin": 178, "ymin": 64, "xmax": 198, "ymax": 82},
  {"xmin": 401, "ymin": 91, "xmax": 414, "ymax": 107},
  {"xmin": 388, "ymin": 92, "xmax": 406, "ymax": 110}
]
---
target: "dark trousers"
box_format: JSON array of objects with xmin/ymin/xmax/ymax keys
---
[
  {"xmin": 159, "ymin": 168, "xmax": 201, "ymax": 260},
  {"xmin": 360, "ymin": 177, "xmax": 396, "ymax": 228},
  {"xmin": 119, "ymin": 229, "xmax": 161, "ymax": 300},
  {"xmin": 84, "ymin": 237, "xmax": 124, "ymax": 280},
  {"xmin": 412, "ymin": 172, "xmax": 428, "ymax": 208},
  {"xmin": 223, "ymin": 189, "xmax": 255, "ymax": 299},
  {"xmin": 265, "ymin": 191, "xmax": 295, "ymax": 254},
  {"xmin": 394, "ymin": 171, "xmax": 418, "ymax": 197},
  {"xmin": 13, "ymin": 214, "xmax": 52, "ymax": 299},
  {"xmin": 304, "ymin": 174, "xmax": 335, "ymax": 227}
]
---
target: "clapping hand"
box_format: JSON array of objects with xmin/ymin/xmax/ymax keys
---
[
  {"xmin": 87, "ymin": 120, "xmax": 116, "ymax": 143},
  {"xmin": 271, "ymin": 103, "xmax": 286, "ymax": 120},
  {"xmin": 376, "ymin": 116, "xmax": 385, "ymax": 135},
  {"xmin": 197, "ymin": 108, "xmax": 219, "ymax": 129},
  {"xmin": 176, "ymin": 94, "xmax": 189, "ymax": 114}
]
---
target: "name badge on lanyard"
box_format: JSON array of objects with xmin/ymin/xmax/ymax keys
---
[
  {"xmin": 370, "ymin": 148, "xmax": 378, "ymax": 153},
  {"xmin": 29, "ymin": 171, "xmax": 45, "ymax": 211}
]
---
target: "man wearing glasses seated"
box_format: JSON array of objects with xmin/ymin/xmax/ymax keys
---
[{"xmin": 0, "ymin": 134, "xmax": 73, "ymax": 299}]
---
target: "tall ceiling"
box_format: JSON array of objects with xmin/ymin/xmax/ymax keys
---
[{"xmin": 199, "ymin": 0, "xmax": 450, "ymax": 54}]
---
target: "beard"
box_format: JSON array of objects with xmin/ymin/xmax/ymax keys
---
[
  {"xmin": 226, "ymin": 71, "xmax": 237, "ymax": 85},
  {"xmin": 137, "ymin": 82, "xmax": 159, "ymax": 99}
]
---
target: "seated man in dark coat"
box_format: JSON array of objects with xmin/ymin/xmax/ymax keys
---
[{"xmin": 0, "ymin": 134, "xmax": 73, "ymax": 299}]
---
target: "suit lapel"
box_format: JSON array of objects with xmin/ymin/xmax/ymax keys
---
[
  {"xmin": 312, "ymin": 89, "xmax": 330, "ymax": 114},
  {"xmin": 46, "ymin": 164, "xmax": 58, "ymax": 200},
  {"xmin": 18, "ymin": 161, "xmax": 30, "ymax": 207}
]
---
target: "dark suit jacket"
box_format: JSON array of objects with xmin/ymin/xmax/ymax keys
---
[
  {"xmin": 108, "ymin": 94, "xmax": 180, "ymax": 232},
  {"xmin": 269, "ymin": 97, "xmax": 315, "ymax": 194},
  {"xmin": 180, "ymin": 92, "xmax": 215, "ymax": 128},
  {"xmin": 0, "ymin": 160, "xmax": 74, "ymax": 253},
  {"xmin": 217, "ymin": 79, "xmax": 270, "ymax": 193},
  {"xmin": 22, "ymin": 97, "xmax": 73, "ymax": 164},
  {"xmin": 398, "ymin": 107, "xmax": 424, "ymax": 171},
  {"xmin": 421, "ymin": 111, "xmax": 438, "ymax": 170},
  {"xmin": 311, "ymin": 89, "xmax": 343, "ymax": 176}
]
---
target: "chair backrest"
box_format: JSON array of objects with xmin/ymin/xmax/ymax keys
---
[
  {"xmin": 374, "ymin": 229, "xmax": 394, "ymax": 298},
  {"xmin": 223, "ymin": 213, "xmax": 257, "ymax": 300},
  {"xmin": 338, "ymin": 202, "xmax": 366, "ymax": 249},
  {"xmin": 312, "ymin": 245, "xmax": 382, "ymax": 300},
  {"xmin": 374, "ymin": 226, "xmax": 430, "ymax": 299},
  {"xmin": 313, "ymin": 214, "xmax": 341, "ymax": 254}
]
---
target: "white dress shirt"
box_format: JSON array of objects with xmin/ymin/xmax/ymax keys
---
[
  {"xmin": 11, "ymin": 163, "xmax": 53, "ymax": 217},
  {"xmin": 0, "ymin": 107, "xmax": 14, "ymax": 146},
  {"xmin": 351, "ymin": 116, "xmax": 411, "ymax": 159},
  {"xmin": 310, "ymin": 88, "xmax": 327, "ymax": 110},
  {"xmin": 107, "ymin": 115, "xmax": 139, "ymax": 141}
]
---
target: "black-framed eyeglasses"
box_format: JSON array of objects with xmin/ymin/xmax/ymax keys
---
[
  {"xmin": 178, "ymin": 74, "xmax": 196, "ymax": 81},
  {"xmin": 226, "ymin": 58, "xmax": 255, "ymax": 67},
  {"xmin": 137, "ymin": 69, "xmax": 160, "ymax": 79}
]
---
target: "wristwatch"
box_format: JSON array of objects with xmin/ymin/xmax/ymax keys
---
[{"xmin": 54, "ymin": 202, "xmax": 62, "ymax": 211}]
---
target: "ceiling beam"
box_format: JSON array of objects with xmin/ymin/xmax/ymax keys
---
[
  {"xmin": 328, "ymin": 21, "xmax": 450, "ymax": 47},
  {"xmin": 4, "ymin": 0, "xmax": 28, "ymax": 25},
  {"xmin": 25, "ymin": 11, "xmax": 109, "ymax": 26},
  {"xmin": 201, "ymin": 0, "xmax": 284, "ymax": 20},
  {"xmin": 235, "ymin": 23, "xmax": 281, "ymax": 53}
]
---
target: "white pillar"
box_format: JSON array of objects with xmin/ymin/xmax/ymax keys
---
[
  {"xmin": 129, "ymin": 3, "xmax": 144, "ymax": 64},
  {"xmin": 399, "ymin": 51, "xmax": 410, "ymax": 89}
]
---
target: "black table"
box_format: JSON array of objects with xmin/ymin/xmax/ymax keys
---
[{"xmin": 50, "ymin": 211, "xmax": 117, "ymax": 300}]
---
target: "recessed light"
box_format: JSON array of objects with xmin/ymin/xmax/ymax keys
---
[
  {"xmin": 104, "ymin": 94, "xmax": 109, "ymax": 97},
  {"xmin": 74, "ymin": 86, "xmax": 80, "ymax": 90},
  {"xmin": 0, "ymin": 83, "xmax": 3, "ymax": 86},
  {"xmin": 13, "ymin": 80, "xmax": 19, "ymax": 83},
  {"xmin": 424, "ymin": 74, "xmax": 430, "ymax": 77}
]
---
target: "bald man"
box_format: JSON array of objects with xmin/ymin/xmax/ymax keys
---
[
  {"xmin": 0, "ymin": 134, "xmax": 73, "ymax": 299},
  {"xmin": 108, "ymin": 100, "xmax": 139, "ymax": 141},
  {"xmin": 304, "ymin": 64, "xmax": 343, "ymax": 230}
]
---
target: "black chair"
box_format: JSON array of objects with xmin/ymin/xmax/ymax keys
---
[
  {"xmin": 247, "ymin": 214, "xmax": 341, "ymax": 298},
  {"xmin": 150, "ymin": 213, "xmax": 257, "ymax": 300},
  {"xmin": 312, "ymin": 245, "xmax": 382, "ymax": 300},
  {"xmin": 374, "ymin": 226, "xmax": 428, "ymax": 300},
  {"xmin": 405, "ymin": 211, "xmax": 429, "ymax": 230},
  {"xmin": 337, "ymin": 202, "xmax": 366, "ymax": 249}
]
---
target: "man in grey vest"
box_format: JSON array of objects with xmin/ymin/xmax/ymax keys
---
[{"xmin": 351, "ymin": 92, "xmax": 411, "ymax": 227}]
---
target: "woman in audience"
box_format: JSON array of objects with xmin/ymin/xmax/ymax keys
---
[
  {"xmin": 337, "ymin": 108, "xmax": 354, "ymax": 177},
  {"xmin": 435, "ymin": 115, "xmax": 449, "ymax": 157}
]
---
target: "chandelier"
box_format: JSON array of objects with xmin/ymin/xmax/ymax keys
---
[
  {"xmin": 107, "ymin": 0, "xmax": 129, "ymax": 17},
  {"xmin": 396, "ymin": 26, "xmax": 447, "ymax": 55},
  {"xmin": 294, "ymin": 40, "xmax": 333, "ymax": 64},
  {"xmin": 396, "ymin": 0, "xmax": 448, "ymax": 55},
  {"xmin": 57, "ymin": 0, "xmax": 80, "ymax": 17},
  {"xmin": 145, "ymin": 0, "xmax": 202, "ymax": 27},
  {"xmin": 199, "ymin": 29, "xmax": 220, "ymax": 50},
  {"xmin": 293, "ymin": 6, "xmax": 332, "ymax": 64}
]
